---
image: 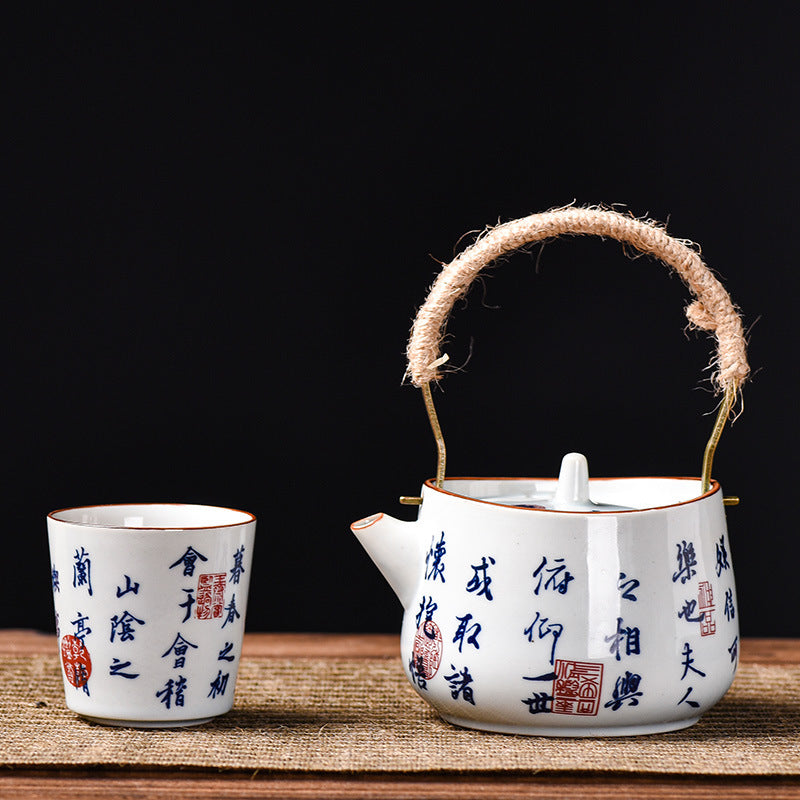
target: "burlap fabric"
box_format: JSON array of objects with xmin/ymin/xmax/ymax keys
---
[{"xmin": 0, "ymin": 655, "xmax": 797, "ymax": 774}]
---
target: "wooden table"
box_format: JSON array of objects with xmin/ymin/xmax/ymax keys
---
[{"xmin": 1, "ymin": 632, "xmax": 798, "ymax": 799}]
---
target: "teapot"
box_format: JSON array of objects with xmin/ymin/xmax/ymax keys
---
[{"xmin": 351, "ymin": 207, "xmax": 749, "ymax": 736}]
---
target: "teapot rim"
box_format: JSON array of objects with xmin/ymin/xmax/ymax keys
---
[{"xmin": 422, "ymin": 476, "xmax": 721, "ymax": 514}]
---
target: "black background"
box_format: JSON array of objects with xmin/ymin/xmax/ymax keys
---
[{"xmin": 6, "ymin": 6, "xmax": 799, "ymax": 636}]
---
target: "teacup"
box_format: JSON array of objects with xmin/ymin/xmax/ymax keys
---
[{"xmin": 47, "ymin": 503, "xmax": 256, "ymax": 727}]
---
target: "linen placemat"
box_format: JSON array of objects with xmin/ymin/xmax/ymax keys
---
[{"xmin": 0, "ymin": 655, "xmax": 797, "ymax": 775}]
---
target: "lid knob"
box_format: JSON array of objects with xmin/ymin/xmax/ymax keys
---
[
  {"xmin": 548, "ymin": 452, "xmax": 635, "ymax": 512},
  {"xmin": 554, "ymin": 452, "xmax": 592, "ymax": 510}
]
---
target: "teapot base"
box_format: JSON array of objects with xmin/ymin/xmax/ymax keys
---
[{"xmin": 439, "ymin": 713, "xmax": 700, "ymax": 738}]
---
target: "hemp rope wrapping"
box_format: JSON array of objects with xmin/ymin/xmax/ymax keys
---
[{"xmin": 406, "ymin": 207, "xmax": 750, "ymax": 395}]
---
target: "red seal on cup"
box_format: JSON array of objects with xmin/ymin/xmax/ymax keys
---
[{"xmin": 60, "ymin": 635, "xmax": 92, "ymax": 690}]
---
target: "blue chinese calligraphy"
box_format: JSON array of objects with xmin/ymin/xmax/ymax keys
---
[
  {"xmin": 522, "ymin": 692, "xmax": 552, "ymax": 714},
  {"xmin": 109, "ymin": 658, "xmax": 140, "ymax": 679},
  {"xmin": 728, "ymin": 636, "xmax": 739, "ymax": 666},
  {"xmin": 715, "ymin": 535, "xmax": 730, "ymax": 577},
  {"xmin": 208, "ymin": 670, "xmax": 229, "ymax": 698},
  {"xmin": 51, "ymin": 565, "xmax": 60, "ymax": 593},
  {"xmin": 408, "ymin": 655, "xmax": 428, "ymax": 690},
  {"xmin": 156, "ymin": 676, "xmax": 187, "ymax": 708},
  {"xmin": 604, "ymin": 617, "xmax": 641, "ymax": 661},
  {"xmin": 73, "ymin": 664, "xmax": 91, "ymax": 695},
  {"xmin": 415, "ymin": 596, "xmax": 438, "ymax": 627},
  {"xmin": 453, "ymin": 613, "xmax": 481, "ymax": 652},
  {"xmin": 72, "ymin": 547, "xmax": 93, "ymax": 595},
  {"xmin": 521, "ymin": 670, "xmax": 557, "ymax": 715},
  {"xmin": 724, "ymin": 589, "xmax": 735, "ymax": 621},
  {"xmin": 604, "ymin": 671, "xmax": 643, "ymax": 710},
  {"xmin": 162, "ymin": 633, "xmax": 198, "ymax": 668},
  {"xmin": 678, "ymin": 599, "xmax": 705, "ymax": 623},
  {"xmin": 179, "ymin": 588, "xmax": 195, "ymax": 622},
  {"xmin": 523, "ymin": 612, "xmax": 563, "ymax": 665},
  {"xmin": 680, "ymin": 642, "xmax": 706, "ymax": 679},
  {"xmin": 424, "ymin": 532, "xmax": 446, "ymax": 583},
  {"xmin": 444, "ymin": 665, "xmax": 475, "ymax": 705},
  {"xmin": 672, "ymin": 540, "xmax": 697, "ymax": 584},
  {"xmin": 532, "ymin": 556, "xmax": 573, "ymax": 595},
  {"xmin": 169, "ymin": 546, "xmax": 208, "ymax": 577},
  {"xmin": 677, "ymin": 686, "xmax": 700, "ymax": 708},
  {"xmin": 617, "ymin": 572, "xmax": 639, "ymax": 601},
  {"xmin": 221, "ymin": 594, "xmax": 240, "ymax": 628},
  {"xmin": 110, "ymin": 611, "xmax": 145, "ymax": 643},
  {"xmin": 466, "ymin": 556, "xmax": 495, "ymax": 600},
  {"xmin": 230, "ymin": 546, "xmax": 246, "ymax": 584},
  {"xmin": 71, "ymin": 612, "xmax": 91, "ymax": 640},
  {"xmin": 218, "ymin": 642, "xmax": 235, "ymax": 662},
  {"xmin": 523, "ymin": 670, "xmax": 559, "ymax": 682},
  {"xmin": 116, "ymin": 575, "xmax": 140, "ymax": 598}
]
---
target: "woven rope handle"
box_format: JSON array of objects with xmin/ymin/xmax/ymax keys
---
[{"xmin": 407, "ymin": 207, "xmax": 749, "ymax": 394}]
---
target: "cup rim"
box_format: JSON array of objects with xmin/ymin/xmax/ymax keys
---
[{"xmin": 47, "ymin": 502, "xmax": 256, "ymax": 530}]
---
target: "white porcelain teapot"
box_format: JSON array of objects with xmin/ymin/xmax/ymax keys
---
[{"xmin": 351, "ymin": 207, "xmax": 749, "ymax": 737}]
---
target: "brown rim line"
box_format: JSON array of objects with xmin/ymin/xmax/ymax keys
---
[
  {"xmin": 47, "ymin": 502, "xmax": 257, "ymax": 531},
  {"xmin": 422, "ymin": 477, "xmax": 720, "ymax": 514},
  {"xmin": 350, "ymin": 513, "xmax": 385, "ymax": 531}
]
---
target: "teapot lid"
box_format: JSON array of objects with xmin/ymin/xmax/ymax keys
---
[{"xmin": 485, "ymin": 453, "xmax": 635, "ymax": 512}]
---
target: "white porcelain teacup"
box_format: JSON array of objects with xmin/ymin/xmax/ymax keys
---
[{"xmin": 47, "ymin": 503, "xmax": 256, "ymax": 727}]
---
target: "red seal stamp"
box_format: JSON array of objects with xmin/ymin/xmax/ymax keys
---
[
  {"xmin": 196, "ymin": 573, "xmax": 227, "ymax": 619},
  {"xmin": 698, "ymin": 580, "xmax": 716, "ymax": 636},
  {"xmin": 60, "ymin": 635, "xmax": 92, "ymax": 690},
  {"xmin": 552, "ymin": 659, "xmax": 604, "ymax": 716},
  {"xmin": 412, "ymin": 619, "xmax": 443, "ymax": 679}
]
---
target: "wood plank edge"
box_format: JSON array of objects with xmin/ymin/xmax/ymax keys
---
[{"xmin": 0, "ymin": 769, "xmax": 799, "ymax": 800}]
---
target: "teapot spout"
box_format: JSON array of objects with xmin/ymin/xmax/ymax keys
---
[{"xmin": 350, "ymin": 513, "xmax": 423, "ymax": 610}]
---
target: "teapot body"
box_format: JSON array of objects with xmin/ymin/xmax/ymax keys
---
[{"xmin": 398, "ymin": 477, "xmax": 738, "ymax": 736}]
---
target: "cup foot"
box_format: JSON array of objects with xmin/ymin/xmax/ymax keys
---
[
  {"xmin": 80, "ymin": 715, "xmax": 215, "ymax": 728},
  {"xmin": 439, "ymin": 713, "xmax": 701, "ymax": 737}
]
